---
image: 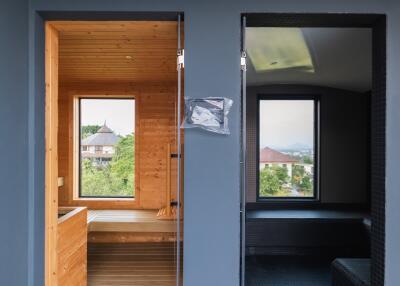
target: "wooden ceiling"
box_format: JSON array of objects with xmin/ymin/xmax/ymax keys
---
[{"xmin": 53, "ymin": 21, "xmax": 179, "ymax": 83}]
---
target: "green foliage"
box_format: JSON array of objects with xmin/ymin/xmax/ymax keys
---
[
  {"xmin": 302, "ymin": 156, "xmax": 313, "ymax": 164},
  {"xmin": 259, "ymin": 166, "xmax": 289, "ymax": 197},
  {"xmin": 81, "ymin": 134, "xmax": 135, "ymax": 197},
  {"xmin": 300, "ymin": 175, "xmax": 313, "ymax": 196},
  {"xmin": 292, "ymin": 165, "xmax": 313, "ymax": 196},
  {"xmin": 272, "ymin": 165, "xmax": 289, "ymax": 183},
  {"xmin": 259, "ymin": 168, "xmax": 281, "ymax": 196},
  {"xmin": 81, "ymin": 125, "xmax": 101, "ymax": 139},
  {"xmin": 260, "ymin": 164, "xmax": 314, "ymax": 198}
]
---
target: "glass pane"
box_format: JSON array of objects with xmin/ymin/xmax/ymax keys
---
[
  {"xmin": 259, "ymin": 99, "xmax": 315, "ymax": 198},
  {"xmin": 80, "ymin": 98, "xmax": 135, "ymax": 197}
]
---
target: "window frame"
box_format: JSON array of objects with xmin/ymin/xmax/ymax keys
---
[
  {"xmin": 76, "ymin": 96, "xmax": 137, "ymax": 199},
  {"xmin": 94, "ymin": 145, "xmax": 103, "ymax": 152},
  {"xmin": 256, "ymin": 94, "xmax": 320, "ymax": 202}
]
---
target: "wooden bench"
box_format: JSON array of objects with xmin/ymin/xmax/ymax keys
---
[{"xmin": 87, "ymin": 209, "xmax": 182, "ymax": 243}]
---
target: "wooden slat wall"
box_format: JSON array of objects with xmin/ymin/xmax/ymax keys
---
[
  {"xmin": 138, "ymin": 87, "xmax": 178, "ymax": 208},
  {"xmin": 53, "ymin": 21, "xmax": 178, "ymax": 83},
  {"xmin": 58, "ymin": 90, "xmax": 69, "ymax": 205},
  {"xmin": 58, "ymin": 82, "xmax": 180, "ymax": 210},
  {"xmin": 57, "ymin": 207, "xmax": 88, "ymax": 286}
]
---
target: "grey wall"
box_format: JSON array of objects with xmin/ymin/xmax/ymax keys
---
[
  {"xmin": 0, "ymin": 0, "xmax": 29, "ymax": 285},
  {"xmin": 245, "ymin": 85, "xmax": 369, "ymax": 204},
  {"xmin": 0, "ymin": 0, "xmax": 399, "ymax": 285},
  {"xmin": 385, "ymin": 4, "xmax": 400, "ymax": 286}
]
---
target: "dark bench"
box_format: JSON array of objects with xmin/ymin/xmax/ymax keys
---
[
  {"xmin": 246, "ymin": 209, "xmax": 370, "ymax": 256},
  {"xmin": 332, "ymin": 258, "xmax": 371, "ymax": 286}
]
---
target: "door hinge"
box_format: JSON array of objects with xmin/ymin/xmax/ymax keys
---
[
  {"xmin": 177, "ymin": 49, "xmax": 185, "ymax": 70},
  {"xmin": 241, "ymin": 51, "xmax": 247, "ymax": 71}
]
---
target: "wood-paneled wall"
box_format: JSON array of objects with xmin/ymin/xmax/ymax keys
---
[
  {"xmin": 57, "ymin": 207, "xmax": 87, "ymax": 286},
  {"xmin": 58, "ymin": 82, "xmax": 181, "ymax": 210}
]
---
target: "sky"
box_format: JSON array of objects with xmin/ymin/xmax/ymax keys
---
[
  {"xmin": 81, "ymin": 99, "xmax": 135, "ymax": 136},
  {"xmin": 259, "ymin": 100, "xmax": 314, "ymax": 149}
]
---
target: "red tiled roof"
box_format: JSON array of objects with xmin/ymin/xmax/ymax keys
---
[{"xmin": 260, "ymin": 147, "xmax": 298, "ymax": 163}]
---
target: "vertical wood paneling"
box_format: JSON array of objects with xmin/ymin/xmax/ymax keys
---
[
  {"xmin": 58, "ymin": 83, "xmax": 180, "ymax": 210},
  {"xmin": 45, "ymin": 22, "xmax": 59, "ymax": 286},
  {"xmin": 57, "ymin": 207, "xmax": 88, "ymax": 286}
]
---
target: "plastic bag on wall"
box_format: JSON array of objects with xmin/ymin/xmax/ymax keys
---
[{"xmin": 182, "ymin": 97, "xmax": 233, "ymax": 135}]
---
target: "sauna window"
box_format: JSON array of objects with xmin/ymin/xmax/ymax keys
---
[
  {"xmin": 258, "ymin": 97, "xmax": 318, "ymax": 200},
  {"xmin": 78, "ymin": 98, "xmax": 135, "ymax": 198}
]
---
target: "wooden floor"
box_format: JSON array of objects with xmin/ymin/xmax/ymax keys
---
[{"xmin": 88, "ymin": 243, "xmax": 183, "ymax": 286}]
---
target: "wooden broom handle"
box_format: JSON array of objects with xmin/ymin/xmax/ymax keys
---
[{"xmin": 166, "ymin": 143, "xmax": 172, "ymax": 217}]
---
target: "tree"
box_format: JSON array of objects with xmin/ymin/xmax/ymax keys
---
[
  {"xmin": 300, "ymin": 174, "xmax": 313, "ymax": 195},
  {"xmin": 271, "ymin": 165, "xmax": 289, "ymax": 184},
  {"xmin": 303, "ymin": 156, "xmax": 313, "ymax": 164},
  {"xmin": 109, "ymin": 135, "xmax": 135, "ymax": 196},
  {"xmin": 291, "ymin": 165, "xmax": 313, "ymax": 196},
  {"xmin": 259, "ymin": 168, "xmax": 281, "ymax": 196},
  {"xmin": 80, "ymin": 134, "xmax": 135, "ymax": 197},
  {"xmin": 292, "ymin": 165, "xmax": 305, "ymax": 186},
  {"xmin": 81, "ymin": 125, "xmax": 101, "ymax": 139},
  {"xmin": 259, "ymin": 165, "xmax": 289, "ymax": 197}
]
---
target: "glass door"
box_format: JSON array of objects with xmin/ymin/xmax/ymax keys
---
[
  {"xmin": 175, "ymin": 13, "xmax": 184, "ymax": 286},
  {"xmin": 240, "ymin": 14, "xmax": 247, "ymax": 286}
]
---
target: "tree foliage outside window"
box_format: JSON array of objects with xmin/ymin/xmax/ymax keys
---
[
  {"xmin": 259, "ymin": 166, "xmax": 288, "ymax": 196},
  {"xmin": 291, "ymin": 165, "xmax": 313, "ymax": 196},
  {"xmin": 81, "ymin": 125, "xmax": 101, "ymax": 139},
  {"xmin": 259, "ymin": 164, "xmax": 313, "ymax": 197},
  {"xmin": 81, "ymin": 134, "xmax": 134, "ymax": 197}
]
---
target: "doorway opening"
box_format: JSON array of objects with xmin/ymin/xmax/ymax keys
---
[
  {"xmin": 241, "ymin": 13, "xmax": 386, "ymax": 286},
  {"xmin": 45, "ymin": 18, "xmax": 184, "ymax": 286}
]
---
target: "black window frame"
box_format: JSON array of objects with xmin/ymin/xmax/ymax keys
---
[
  {"xmin": 78, "ymin": 97, "xmax": 136, "ymax": 199},
  {"xmin": 256, "ymin": 94, "xmax": 320, "ymax": 202}
]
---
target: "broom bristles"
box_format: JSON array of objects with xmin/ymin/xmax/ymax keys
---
[{"xmin": 157, "ymin": 205, "xmax": 182, "ymax": 220}]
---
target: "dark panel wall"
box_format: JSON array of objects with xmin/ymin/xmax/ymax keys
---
[
  {"xmin": 246, "ymin": 85, "xmax": 369, "ymax": 204},
  {"xmin": 0, "ymin": 0, "xmax": 29, "ymax": 285},
  {"xmin": 321, "ymin": 89, "xmax": 370, "ymax": 203},
  {"xmin": 371, "ymin": 19, "xmax": 386, "ymax": 286}
]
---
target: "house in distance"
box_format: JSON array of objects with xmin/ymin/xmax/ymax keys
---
[{"xmin": 81, "ymin": 123, "xmax": 120, "ymax": 167}]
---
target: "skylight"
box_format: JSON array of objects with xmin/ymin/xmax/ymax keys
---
[{"xmin": 247, "ymin": 28, "xmax": 315, "ymax": 73}]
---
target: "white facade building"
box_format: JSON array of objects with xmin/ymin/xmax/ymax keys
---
[{"xmin": 81, "ymin": 123, "xmax": 120, "ymax": 166}]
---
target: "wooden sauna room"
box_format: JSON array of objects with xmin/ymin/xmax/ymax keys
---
[{"xmin": 45, "ymin": 19, "xmax": 184, "ymax": 286}]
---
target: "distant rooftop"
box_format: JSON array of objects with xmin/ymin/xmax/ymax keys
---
[
  {"xmin": 82, "ymin": 123, "xmax": 120, "ymax": 146},
  {"xmin": 260, "ymin": 147, "xmax": 298, "ymax": 163}
]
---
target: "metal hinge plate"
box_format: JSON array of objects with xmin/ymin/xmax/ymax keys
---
[
  {"xmin": 241, "ymin": 50, "xmax": 247, "ymax": 71},
  {"xmin": 177, "ymin": 49, "xmax": 185, "ymax": 70}
]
